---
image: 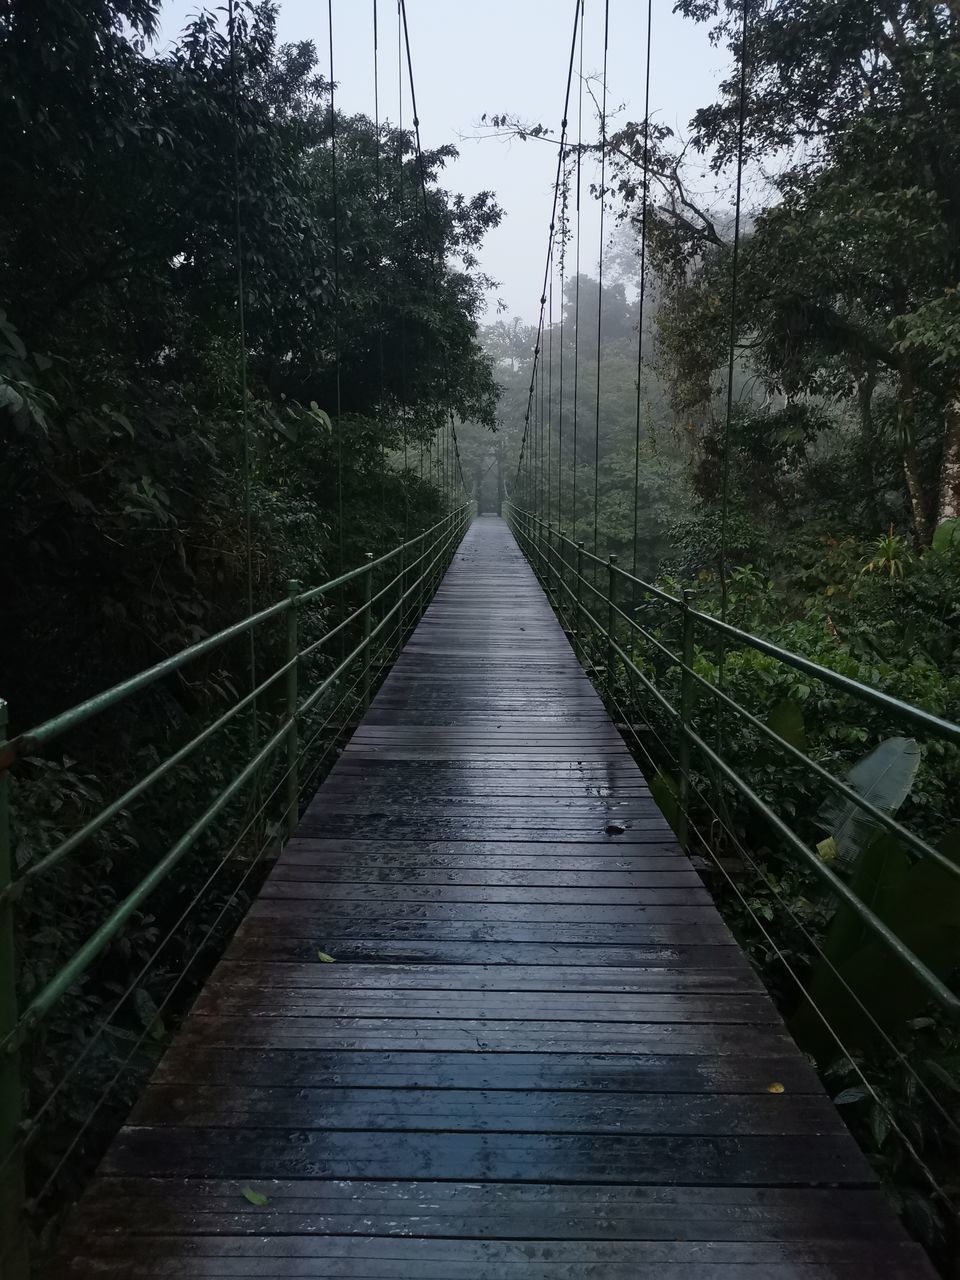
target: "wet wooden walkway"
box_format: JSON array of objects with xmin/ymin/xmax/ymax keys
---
[{"xmin": 61, "ymin": 517, "xmax": 934, "ymax": 1277}]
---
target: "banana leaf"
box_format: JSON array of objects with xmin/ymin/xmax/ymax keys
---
[
  {"xmin": 766, "ymin": 697, "xmax": 806, "ymax": 750},
  {"xmin": 817, "ymin": 736, "xmax": 920, "ymax": 873},
  {"xmin": 790, "ymin": 832, "xmax": 960, "ymax": 1063},
  {"xmin": 650, "ymin": 770, "xmax": 681, "ymax": 837}
]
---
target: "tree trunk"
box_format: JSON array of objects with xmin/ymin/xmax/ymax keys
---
[
  {"xmin": 857, "ymin": 366, "xmax": 879, "ymax": 530},
  {"xmin": 937, "ymin": 393, "xmax": 960, "ymax": 526},
  {"xmin": 903, "ymin": 431, "xmax": 931, "ymax": 544},
  {"xmin": 898, "ymin": 371, "xmax": 932, "ymax": 544}
]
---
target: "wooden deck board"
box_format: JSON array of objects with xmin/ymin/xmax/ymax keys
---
[{"xmin": 56, "ymin": 516, "xmax": 935, "ymax": 1278}]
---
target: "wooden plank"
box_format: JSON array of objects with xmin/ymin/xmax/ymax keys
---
[
  {"xmin": 203, "ymin": 961, "xmax": 765, "ymax": 992},
  {"xmin": 103, "ymin": 1127, "xmax": 876, "ymax": 1185},
  {"xmin": 54, "ymin": 516, "xmax": 933, "ymax": 1279},
  {"xmin": 225, "ymin": 937, "xmax": 748, "ymax": 966},
  {"xmin": 230, "ymin": 918, "xmax": 737, "ymax": 943},
  {"xmin": 189, "ymin": 988, "xmax": 778, "ymax": 1024},
  {"xmin": 267, "ymin": 867, "xmax": 705, "ymax": 887},
  {"xmin": 153, "ymin": 1048, "xmax": 820, "ymax": 1093},
  {"xmin": 130, "ymin": 1085, "xmax": 845, "ymax": 1135},
  {"xmin": 75, "ymin": 1180, "xmax": 907, "ymax": 1242},
  {"xmin": 60, "ymin": 1235, "xmax": 936, "ymax": 1279},
  {"xmin": 279, "ymin": 843, "xmax": 687, "ymax": 864},
  {"xmin": 245, "ymin": 899, "xmax": 730, "ymax": 925},
  {"xmin": 172, "ymin": 1016, "xmax": 795, "ymax": 1054}
]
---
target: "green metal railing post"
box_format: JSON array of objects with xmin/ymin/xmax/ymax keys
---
[
  {"xmin": 575, "ymin": 541, "xmax": 585, "ymax": 659},
  {"xmin": 428, "ymin": 528, "xmax": 435, "ymax": 604},
  {"xmin": 431, "ymin": 527, "xmax": 441, "ymax": 601},
  {"xmin": 558, "ymin": 531, "xmax": 568, "ymax": 626},
  {"xmin": 398, "ymin": 538, "xmax": 408, "ymax": 649},
  {"xmin": 606, "ymin": 555, "xmax": 618, "ymax": 706},
  {"xmin": 361, "ymin": 553, "xmax": 374, "ymax": 710},
  {"xmin": 0, "ymin": 700, "xmax": 27, "ymax": 1280},
  {"xmin": 677, "ymin": 589, "xmax": 695, "ymax": 850},
  {"xmin": 284, "ymin": 581, "xmax": 302, "ymax": 839}
]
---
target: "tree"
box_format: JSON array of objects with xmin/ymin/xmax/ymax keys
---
[
  {"xmin": 0, "ymin": 0, "xmax": 501, "ymax": 718},
  {"xmin": 657, "ymin": 0, "xmax": 960, "ymax": 541}
]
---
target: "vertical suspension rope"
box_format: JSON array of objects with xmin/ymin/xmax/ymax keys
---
[
  {"xmin": 327, "ymin": 0, "xmax": 344, "ymax": 571},
  {"xmin": 398, "ymin": 0, "xmax": 468, "ymax": 510},
  {"xmin": 511, "ymin": 1, "xmax": 580, "ymax": 507},
  {"xmin": 374, "ymin": 0, "xmax": 387, "ymax": 516},
  {"xmin": 530, "ymin": 366, "xmax": 536, "ymax": 512},
  {"xmin": 533, "ymin": 364, "xmax": 538, "ymax": 513},
  {"xmin": 592, "ymin": 0, "xmax": 610, "ymax": 558},
  {"xmin": 557, "ymin": 157, "xmax": 568, "ymax": 529},
  {"xmin": 542, "ymin": 345, "xmax": 547, "ymax": 519},
  {"xmin": 631, "ymin": 0, "xmax": 653, "ymax": 577},
  {"xmin": 226, "ymin": 0, "xmax": 257, "ymax": 707},
  {"xmin": 572, "ymin": 0, "xmax": 584, "ymax": 540},
  {"xmin": 396, "ymin": 1, "xmax": 408, "ymax": 542},
  {"xmin": 719, "ymin": 0, "xmax": 750, "ymax": 633},
  {"xmin": 547, "ymin": 259, "xmax": 553, "ymax": 528}
]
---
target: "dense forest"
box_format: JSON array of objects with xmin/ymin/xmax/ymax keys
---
[
  {"xmin": 3, "ymin": 0, "xmax": 960, "ymax": 1272},
  {"xmin": 1, "ymin": 0, "xmax": 497, "ymax": 722}
]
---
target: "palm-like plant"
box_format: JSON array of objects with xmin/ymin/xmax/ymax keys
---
[{"xmin": 859, "ymin": 526, "xmax": 912, "ymax": 579}]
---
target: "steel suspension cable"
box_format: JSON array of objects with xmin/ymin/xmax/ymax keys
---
[
  {"xmin": 327, "ymin": 0, "xmax": 344, "ymax": 572},
  {"xmin": 592, "ymin": 0, "xmax": 610, "ymax": 558},
  {"xmin": 557, "ymin": 158, "xmax": 569, "ymax": 528},
  {"xmin": 511, "ymin": 0, "xmax": 581, "ymax": 493},
  {"xmin": 227, "ymin": 0, "xmax": 257, "ymax": 710},
  {"xmin": 714, "ymin": 0, "xmax": 750, "ymax": 792},
  {"xmin": 571, "ymin": 1, "xmax": 585, "ymax": 539},
  {"xmin": 399, "ymin": 0, "xmax": 469, "ymax": 502},
  {"xmin": 631, "ymin": 0, "xmax": 653, "ymax": 576},
  {"xmin": 396, "ymin": 2, "xmax": 408, "ymax": 542},
  {"xmin": 719, "ymin": 0, "xmax": 750, "ymax": 631},
  {"xmin": 547, "ymin": 261, "xmax": 553, "ymax": 527},
  {"xmin": 542, "ymin": 345, "xmax": 547, "ymax": 519},
  {"xmin": 374, "ymin": 0, "xmax": 387, "ymax": 515}
]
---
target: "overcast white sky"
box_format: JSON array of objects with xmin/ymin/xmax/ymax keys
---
[{"xmin": 156, "ymin": 1, "xmax": 727, "ymax": 322}]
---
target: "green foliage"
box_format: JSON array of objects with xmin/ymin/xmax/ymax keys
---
[
  {"xmin": 0, "ymin": 1, "xmax": 500, "ymax": 721},
  {"xmin": 766, "ymin": 699, "xmax": 806, "ymax": 751},
  {"xmin": 649, "ymin": 770, "xmax": 682, "ymax": 837},
  {"xmin": 817, "ymin": 737, "xmax": 921, "ymax": 872},
  {"xmin": 932, "ymin": 518, "xmax": 960, "ymax": 556},
  {"xmin": 792, "ymin": 831, "xmax": 960, "ymax": 1062},
  {"xmin": 491, "ymin": 272, "xmax": 688, "ymax": 574},
  {"xmin": 861, "ymin": 529, "xmax": 913, "ymax": 579}
]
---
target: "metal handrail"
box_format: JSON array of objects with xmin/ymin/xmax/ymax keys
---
[
  {"xmin": 0, "ymin": 504, "xmax": 473, "ymax": 1273},
  {"xmin": 510, "ymin": 505, "xmax": 960, "ymax": 743},
  {"xmin": 0, "ymin": 503, "xmax": 470, "ymax": 1048},
  {"xmin": 0, "ymin": 507, "xmax": 468, "ymax": 770},
  {"xmin": 504, "ymin": 500, "xmax": 960, "ymax": 1015}
]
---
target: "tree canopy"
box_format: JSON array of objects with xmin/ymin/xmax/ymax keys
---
[{"xmin": 0, "ymin": 0, "xmax": 500, "ymax": 716}]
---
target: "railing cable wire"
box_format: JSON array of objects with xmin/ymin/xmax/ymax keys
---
[
  {"xmin": 631, "ymin": 0, "xmax": 653, "ymax": 577},
  {"xmin": 592, "ymin": 0, "xmax": 610, "ymax": 558}
]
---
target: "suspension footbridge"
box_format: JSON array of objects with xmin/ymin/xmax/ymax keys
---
[{"xmin": 40, "ymin": 518, "xmax": 936, "ymax": 1278}]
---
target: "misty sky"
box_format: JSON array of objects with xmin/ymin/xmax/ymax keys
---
[{"xmin": 156, "ymin": 1, "xmax": 729, "ymax": 323}]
